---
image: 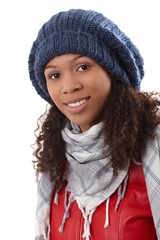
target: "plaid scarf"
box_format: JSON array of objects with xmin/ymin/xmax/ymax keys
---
[
  {"xmin": 142, "ymin": 125, "xmax": 160, "ymax": 239},
  {"xmin": 35, "ymin": 124, "xmax": 160, "ymax": 240},
  {"xmin": 60, "ymin": 122, "xmax": 130, "ymax": 239}
]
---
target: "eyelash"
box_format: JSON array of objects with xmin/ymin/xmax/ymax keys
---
[
  {"xmin": 49, "ymin": 73, "xmax": 62, "ymax": 80},
  {"xmin": 77, "ymin": 64, "xmax": 90, "ymax": 72},
  {"xmin": 48, "ymin": 64, "xmax": 91, "ymax": 80}
]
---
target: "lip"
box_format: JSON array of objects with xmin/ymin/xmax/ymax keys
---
[
  {"xmin": 63, "ymin": 97, "xmax": 90, "ymax": 113},
  {"xmin": 63, "ymin": 97, "xmax": 89, "ymax": 105}
]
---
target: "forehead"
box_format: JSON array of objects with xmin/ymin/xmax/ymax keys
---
[{"xmin": 45, "ymin": 54, "xmax": 93, "ymax": 67}]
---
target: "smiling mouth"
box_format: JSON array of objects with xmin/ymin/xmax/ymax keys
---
[
  {"xmin": 64, "ymin": 97, "xmax": 89, "ymax": 106},
  {"xmin": 67, "ymin": 99, "xmax": 87, "ymax": 107},
  {"xmin": 64, "ymin": 97, "xmax": 90, "ymax": 113}
]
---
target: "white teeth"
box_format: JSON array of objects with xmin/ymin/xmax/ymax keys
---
[{"xmin": 68, "ymin": 99, "xmax": 87, "ymax": 107}]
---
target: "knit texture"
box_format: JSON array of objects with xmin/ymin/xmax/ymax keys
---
[{"xmin": 28, "ymin": 9, "xmax": 144, "ymax": 103}]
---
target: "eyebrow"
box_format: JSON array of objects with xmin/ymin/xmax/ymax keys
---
[
  {"xmin": 44, "ymin": 54, "xmax": 86, "ymax": 70},
  {"xmin": 45, "ymin": 65, "xmax": 57, "ymax": 70}
]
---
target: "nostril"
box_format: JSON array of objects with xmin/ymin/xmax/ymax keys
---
[{"xmin": 62, "ymin": 83, "xmax": 82, "ymax": 94}]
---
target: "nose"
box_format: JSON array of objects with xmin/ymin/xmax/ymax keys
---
[{"xmin": 62, "ymin": 73, "xmax": 82, "ymax": 94}]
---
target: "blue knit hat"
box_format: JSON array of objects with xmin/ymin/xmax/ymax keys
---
[{"xmin": 28, "ymin": 9, "xmax": 144, "ymax": 103}]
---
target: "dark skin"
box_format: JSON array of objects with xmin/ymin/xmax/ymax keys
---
[{"xmin": 32, "ymin": 78, "xmax": 160, "ymax": 189}]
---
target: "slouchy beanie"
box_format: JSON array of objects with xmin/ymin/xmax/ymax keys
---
[{"xmin": 28, "ymin": 9, "xmax": 144, "ymax": 103}]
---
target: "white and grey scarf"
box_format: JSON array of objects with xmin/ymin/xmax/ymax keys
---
[
  {"xmin": 60, "ymin": 121, "xmax": 130, "ymax": 239},
  {"xmin": 35, "ymin": 124, "xmax": 160, "ymax": 240}
]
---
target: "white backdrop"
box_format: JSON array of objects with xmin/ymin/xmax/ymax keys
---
[{"xmin": 0, "ymin": 0, "xmax": 159, "ymax": 239}]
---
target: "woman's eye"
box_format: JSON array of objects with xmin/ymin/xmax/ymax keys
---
[
  {"xmin": 77, "ymin": 64, "xmax": 90, "ymax": 72},
  {"xmin": 50, "ymin": 73, "xmax": 61, "ymax": 79}
]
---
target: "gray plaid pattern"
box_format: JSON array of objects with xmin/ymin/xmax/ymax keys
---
[
  {"xmin": 35, "ymin": 125, "xmax": 160, "ymax": 240},
  {"xmin": 62, "ymin": 122, "xmax": 129, "ymax": 213},
  {"xmin": 142, "ymin": 125, "xmax": 160, "ymax": 239},
  {"xmin": 35, "ymin": 172, "xmax": 54, "ymax": 240}
]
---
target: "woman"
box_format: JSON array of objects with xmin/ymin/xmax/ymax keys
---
[{"xmin": 28, "ymin": 9, "xmax": 160, "ymax": 240}]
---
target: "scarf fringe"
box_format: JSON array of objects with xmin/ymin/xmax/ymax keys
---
[
  {"xmin": 58, "ymin": 174, "xmax": 129, "ymax": 238},
  {"xmin": 115, "ymin": 174, "xmax": 129, "ymax": 211},
  {"xmin": 58, "ymin": 175, "xmax": 129, "ymax": 239},
  {"xmin": 81, "ymin": 208, "xmax": 96, "ymax": 240},
  {"xmin": 59, "ymin": 192, "xmax": 74, "ymax": 233},
  {"xmin": 104, "ymin": 198, "xmax": 110, "ymax": 228},
  {"xmin": 54, "ymin": 191, "xmax": 59, "ymax": 205}
]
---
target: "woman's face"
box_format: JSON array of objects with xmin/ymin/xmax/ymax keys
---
[{"xmin": 44, "ymin": 54, "xmax": 112, "ymax": 132}]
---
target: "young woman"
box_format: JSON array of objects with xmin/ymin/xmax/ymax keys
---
[{"xmin": 28, "ymin": 9, "xmax": 160, "ymax": 240}]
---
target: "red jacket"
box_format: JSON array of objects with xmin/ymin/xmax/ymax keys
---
[{"xmin": 50, "ymin": 162, "xmax": 157, "ymax": 240}]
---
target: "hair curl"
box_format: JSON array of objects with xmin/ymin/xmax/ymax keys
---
[{"xmin": 32, "ymin": 78, "xmax": 160, "ymax": 186}]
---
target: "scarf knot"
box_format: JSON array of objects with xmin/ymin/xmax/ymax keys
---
[{"xmin": 61, "ymin": 121, "xmax": 130, "ymax": 239}]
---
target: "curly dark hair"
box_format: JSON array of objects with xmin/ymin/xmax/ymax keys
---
[{"xmin": 32, "ymin": 78, "xmax": 160, "ymax": 187}]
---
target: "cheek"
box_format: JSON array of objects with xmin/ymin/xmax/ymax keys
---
[
  {"xmin": 104, "ymin": 81, "xmax": 112, "ymax": 95},
  {"xmin": 47, "ymin": 84, "xmax": 59, "ymax": 103},
  {"xmin": 97, "ymin": 77, "xmax": 112, "ymax": 95}
]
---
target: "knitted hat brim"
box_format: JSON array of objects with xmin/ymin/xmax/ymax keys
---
[{"xmin": 29, "ymin": 31, "xmax": 141, "ymax": 103}]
